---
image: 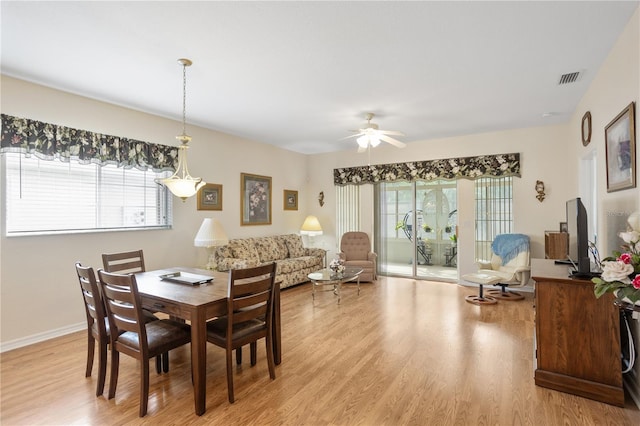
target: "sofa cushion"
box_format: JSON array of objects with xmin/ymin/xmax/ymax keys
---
[
  {"xmin": 255, "ymin": 237, "xmax": 282, "ymax": 263},
  {"xmin": 229, "ymin": 238, "xmax": 260, "ymax": 263},
  {"xmin": 282, "ymin": 234, "xmax": 305, "ymax": 258},
  {"xmin": 276, "ymin": 256, "xmax": 320, "ymax": 274},
  {"xmin": 217, "ymin": 257, "xmax": 260, "ymax": 271},
  {"xmin": 274, "ymin": 238, "xmax": 289, "ymax": 259}
]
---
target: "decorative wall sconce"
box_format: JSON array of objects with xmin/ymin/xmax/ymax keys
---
[
  {"xmin": 318, "ymin": 191, "xmax": 325, "ymax": 207},
  {"xmin": 535, "ymin": 180, "xmax": 546, "ymax": 202}
]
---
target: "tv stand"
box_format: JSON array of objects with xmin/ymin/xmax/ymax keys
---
[{"xmin": 532, "ymin": 259, "xmax": 623, "ymax": 406}]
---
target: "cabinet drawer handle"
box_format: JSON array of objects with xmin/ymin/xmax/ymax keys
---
[{"xmin": 153, "ymin": 303, "xmax": 165, "ymax": 309}]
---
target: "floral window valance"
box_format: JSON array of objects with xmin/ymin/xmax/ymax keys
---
[
  {"xmin": 334, "ymin": 153, "xmax": 520, "ymax": 186},
  {"xmin": 1, "ymin": 114, "xmax": 177, "ymax": 171}
]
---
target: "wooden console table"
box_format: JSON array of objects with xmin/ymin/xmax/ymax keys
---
[{"xmin": 532, "ymin": 259, "xmax": 624, "ymax": 406}]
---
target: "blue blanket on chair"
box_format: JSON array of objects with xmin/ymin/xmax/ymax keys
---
[{"xmin": 491, "ymin": 234, "xmax": 529, "ymax": 265}]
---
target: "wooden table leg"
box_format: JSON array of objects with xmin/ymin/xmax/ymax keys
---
[{"xmin": 191, "ymin": 310, "xmax": 207, "ymax": 415}]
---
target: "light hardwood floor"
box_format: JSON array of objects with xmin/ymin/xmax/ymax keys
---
[{"xmin": 2, "ymin": 276, "xmax": 640, "ymax": 425}]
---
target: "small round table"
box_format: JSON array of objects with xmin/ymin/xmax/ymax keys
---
[{"xmin": 308, "ymin": 267, "xmax": 364, "ymax": 304}]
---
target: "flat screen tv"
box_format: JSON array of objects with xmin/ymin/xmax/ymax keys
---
[{"xmin": 566, "ymin": 197, "xmax": 592, "ymax": 277}]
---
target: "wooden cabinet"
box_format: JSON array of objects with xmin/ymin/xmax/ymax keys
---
[
  {"xmin": 544, "ymin": 231, "xmax": 568, "ymax": 259},
  {"xmin": 532, "ymin": 259, "xmax": 624, "ymax": 406}
]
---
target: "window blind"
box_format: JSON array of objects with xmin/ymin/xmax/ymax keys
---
[
  {"xmin": 474, "ymin": 177, "xmax": 513, "ymax": 261},
  {"xmin": 4, "ymin": 152, "xmax": 172, "ymax": 235},
  {"xmin": 335, "ymin": 185, "xmax": 360, "ymax": 242}
]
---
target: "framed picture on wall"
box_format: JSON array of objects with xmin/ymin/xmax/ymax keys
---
[
  {"xmin": 605, "ymin": 102, "xmax": 636, "ymax": 192},
  {"xmin": 283, "ymin": 189, "xmax": 298, "ymax": 211},
  {"xmin": 197, "ymin": 183, "xmax": 222, "ymax": 211},
  {"xmin": 240, "ymin": 173, "xmax": 272, "ymax": 225}
]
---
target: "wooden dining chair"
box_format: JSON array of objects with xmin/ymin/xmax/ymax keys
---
[
  {"xmin": 76, "ymin": 262, "xmax": 167, "ymax": 397},
  {"xmin": 101, "ymin": 249, "xmax": 174, "ymax": 371},
  {"xmin": 206, "ymin": 262, "xmax": 277, "ymax": 403},
  {"xmin": 98, "ymin": 269, "xmax": 192, "ymax": 417},
  {"xmin": 75, "ymin": 262, "xmax": 110, "ymax": 397}
]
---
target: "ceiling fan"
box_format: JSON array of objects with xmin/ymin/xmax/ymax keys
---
[{"xmin": 344, "ymin": 113, "xmax": 406, "ymax": 153}]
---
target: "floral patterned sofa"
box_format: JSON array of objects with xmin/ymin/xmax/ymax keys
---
[{"xmin": 213, "ymin": 234, "xmax": 325, "ymax": 289}]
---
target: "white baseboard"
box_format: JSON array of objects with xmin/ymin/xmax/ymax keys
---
[{"xmin": 0, "ymin": 322, "xmax": 85, "ymax": 353}]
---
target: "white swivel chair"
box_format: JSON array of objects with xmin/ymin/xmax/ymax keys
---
[{"xmin": 462, "ymin": 234, "xmax": 531, "ymax": 305}]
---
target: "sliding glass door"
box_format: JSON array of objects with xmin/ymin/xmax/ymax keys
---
[{"xmin": 376, "ymin": 180, "xmax": 458, "ymax": 281}]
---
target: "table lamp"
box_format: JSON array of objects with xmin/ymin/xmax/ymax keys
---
[
  {"xmin": 194, "ymin": 218, "xmax": 229, "ymax": 269},
  {"xmin": 300, "ymin": 215, "xmax": 323, "ymax": 247}
]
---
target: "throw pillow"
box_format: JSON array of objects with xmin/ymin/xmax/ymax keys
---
[
  {"xmin": 285, "ymin": 235, "xmax": 305, "ymax": 258},
  {"xmin": 255, "ymin": 238, "xmax": 280, "ymax": 263},
  {"xmin": 229, "ymin": 239, "xmax": 260, "ymax": 263}
]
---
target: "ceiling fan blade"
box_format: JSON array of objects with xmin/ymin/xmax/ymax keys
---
[
  {"xmin": 357, "ymin": 145, "xmax": 367, "ymax": 153},
  {"xmin": 379, "ymin": 134, "xmax": 407, "ymax": 148},
  {"xmin": 340, "ymin": 133, "xmax": 362, "ymax": 141},
  {"xmin": 379, "ymin": 130, "xmax": 405, "ymax": 136}
]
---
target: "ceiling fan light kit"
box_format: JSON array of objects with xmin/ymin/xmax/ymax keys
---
[
  {"xmin": 357, "ymin": 135, "xmax": 381, "ymax": 148},
  {"xmin": 346, "ymin": 112, "xmax": 406, "ymax": 152}
]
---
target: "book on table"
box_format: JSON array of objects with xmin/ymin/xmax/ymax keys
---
[{"xmin": 159, "ymin": 271, "xmax": 214, "ymax": 285}]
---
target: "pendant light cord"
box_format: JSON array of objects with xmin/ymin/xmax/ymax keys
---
[{"xmin": 181, "ymin": 62, "xmax": 187, "ymax": 138}]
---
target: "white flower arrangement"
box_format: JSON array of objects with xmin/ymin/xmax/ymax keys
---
[
  {"xmin": 329, "ymin": 257, "xmax": 345, "ymax": 275},
  {"xmin": 593, "ymin": 211, "xmax": 640, "ymax": 303}
]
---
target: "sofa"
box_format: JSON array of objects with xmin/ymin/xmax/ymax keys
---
[{"xmin": 213, "ymin": 234, "xmax": 325, "ymax": 289}]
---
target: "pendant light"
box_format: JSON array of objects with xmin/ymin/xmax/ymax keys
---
[{"xmin": 157, "ymin": 58, "xmax": 205, "ymax": 201}]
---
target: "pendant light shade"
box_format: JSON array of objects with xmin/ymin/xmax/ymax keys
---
[{"xmin": 157, "ymin": 58, "xmax": 205, "ymax": 201}]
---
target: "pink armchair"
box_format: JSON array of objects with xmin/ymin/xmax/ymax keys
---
[{"xmin": 338, "ymin": 231, "xmax": 377, "ymax": 282}]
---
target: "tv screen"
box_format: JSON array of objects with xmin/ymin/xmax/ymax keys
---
[{"xmin": 566, "ymin": 197, "xmax": 591, "ymax": 276}]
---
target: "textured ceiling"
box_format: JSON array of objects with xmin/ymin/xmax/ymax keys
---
[{"xmin": 1, "ymin": 1, "xmax": 638, "ymax": 154}]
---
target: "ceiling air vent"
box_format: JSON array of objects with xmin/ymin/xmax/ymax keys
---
[{"xmin": 558, "ymin": 71, "xmax": 581, "ymax": 85}]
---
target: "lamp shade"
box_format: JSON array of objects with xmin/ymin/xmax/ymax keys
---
[
  {"xmin": 194, "ymin": 218, "xmax": 228, "ymax": 247},
  {"xmin": 300, "ymin": 215, "xmax": 323, "ymax": 236}
]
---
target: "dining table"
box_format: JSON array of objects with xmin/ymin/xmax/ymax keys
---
[{"xmin": 134, "ymin": 266, "xmax": 281, "ymax": 416}]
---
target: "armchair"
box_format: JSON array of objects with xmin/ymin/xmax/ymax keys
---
[{"xmin": 338, "ymin": 231, "xmax": 377, "ymax": 282}]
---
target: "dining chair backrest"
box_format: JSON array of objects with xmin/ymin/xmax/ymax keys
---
[
  {"xmin": 76, "ymin": 263, "xmax": 108, "ymax": 337},
  {"xmin": 226, "ymin": 262, "xmax": 277, "ymax": 345},
  {"xmin": 102, "ymin": 250, "xmax": 146, "ymax": 274},
  {"xmin": 98, "ymin": 269, "xmax": 148, "ymax": 350}
]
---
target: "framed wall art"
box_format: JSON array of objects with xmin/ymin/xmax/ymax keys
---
[
  {"xmin": 605, "ymin": 102, "xmax": 636, "ymax": 192},
  {"xmin": 197, "ymin": 183, "xmax": 223, "ymax": 211},
  {"xmin": 283, "ymin": 189, "xmax": 298, "ymax": 211},
  {"xmin": 240, "ymin": 173, "xmax": 272, "ymax": 225}
]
